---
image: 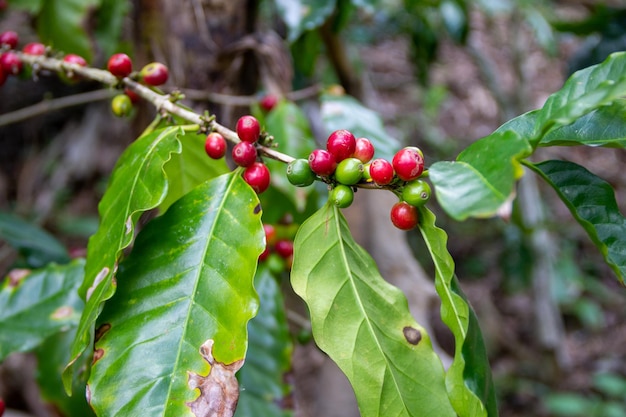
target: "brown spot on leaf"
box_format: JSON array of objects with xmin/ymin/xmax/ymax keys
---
[
  {"xmin": 86, "ymin": 267, "xmax": 109, "ymax": 301},
  {"xmin": 403, "ymin": 326, "xmax": 422, "ymax": 345},
  {"xmin": 95, "ymin": 323, "xmax": 111, "ymax": 343},
  {"xmin": 7, "ymin": 269, "xmax": 30, "ymax": 287},
  {"xmin": 186, "ymin": 339, "xmax": 244, "ymax": 417},
  {"xmin": 253, "ymin": 203, "xmax": 262, "ymax": 215},
  {"xmin": 51, "ymin": 306, "xmax": 73, "ymax": 320},
  {"xmin": 92, "ymin": 348, "xmax": 104, "ymax": 365}
]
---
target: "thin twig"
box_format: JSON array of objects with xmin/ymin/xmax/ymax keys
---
[{"xmin": 178, "ymin": 83, "xmax": 322, "ymax": 106}]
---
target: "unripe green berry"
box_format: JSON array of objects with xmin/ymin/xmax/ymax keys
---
[
  {"xmin": 111, "ymin": 94, "xmax": 133, "ymax": 117},
  {"xmin": 334, "ymin": 157, "xmax": 363, "ymax": 185},
  {"xmin": 330, "ymin": 184, "xmax": 354, "ymax": 208},
  {"xmin": 401, "ymin": 179, "xmax": 431, "ymax": 207},
  {"xmin": 286, "ymin": 158, "xmax": 316, "ymax": 187}
]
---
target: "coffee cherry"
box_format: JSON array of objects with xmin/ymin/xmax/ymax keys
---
[
  {"xmin": 0, "ymin": 66, "xmax": 6, "ymax": 86},
  {"xmin": 259, "ymin": 247, "xmax": 270, "ymax": 262},
  {"xmin": 232, "ymin": 141, "xmax": 257, "ymax": 167},
  {"xmin": 264, "ymin": 224, "xmax": 277, "ymax": 246},
  {"xmin": 107, "ymin": 53, "xmax": 132, "ymax": 77},
  {"xmin": 275, "ymin": 239, "xmax": 294, "ymax": 259},
  {"xmin": 353, "ymin": 137, "xmax": 375, "ymax": 163},
  {"xmin": 0, "ymin": 51, "xmax": 21, "ymax": 75},
  {"xmin": 236, "ymin": 115, "xmax": 261, "ymax": 143},
  {"xmin": 0, "ymin": 31, "xmax": 18, "ymax": 49},
  {"xmin": 390, "ymin": 201, "xmax": 419, "ymax": 230},
  {"xmin": 124, "ymin": 88, "xmax": 140, "ymax": 103},
  {"xmin": 286, "ymin": 158, "xmax": 316, "ymax": 187},
  {"xmin": 362, "ymin": 163, "xmax": 372, "ymax": 181},
  {"xmin": 63, "ymin": 54, "xmax": 87, "ymax": 66},
  {"xmin": 330, "ymin": 184, "xmax": 354, "ymax": 208},
  {"xmin": 335, "ymin": 157, "xmax": 363, "ymax": 185},
  {"xmin": 243, "ymin": 162, "xmax": 271, "ymax": 194},
  {"xmin": 259, "ymin": 94, "xmax": 278, "ymax": 112},
  {"xmin": 204, "ymin": 132, "xmax": 227, "ymax": 159},
  {"xmin": 369, "ymin": 158, "xmax": 394, "ymax": 185},
  {"xmin": 327, "ymin": 129, "xmax": 356, "ymax": 162},
  {"xmin": 22, "ymin": 42, "xmax": 45, "ymax": 56},
  {"xmin": 308, "ymin": 149, "xmax": 337, "ymax": 177},
  {"xmin": 402, "ymin": 179, "xmax": 431, "ymax": 207},
  {"xmin": 392, "ymin": 147, "xmax": 424, "ymax": 181},
  {"xmin": 111, "ymin": 94, "xmax": 132, "ymax": 117},
  {"xmin": 267, "ymin": 252, "xmax": 286, "ymax": 274},
  {"xmin": 0, "ymin": 397, "xmax": 4, "ymax": 416},
  {"xmin": 140, "ymin": 62, "xmax": 169, "ymax": 86}
]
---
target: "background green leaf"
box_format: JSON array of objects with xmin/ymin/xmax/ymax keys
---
[
  {"xmin": 417, "ymin": 207, "xmax": 496, "ymax": 417},
  {"xmin": 93, "ymin": 0, "xmax": 131, "ymax": 59},
  {"xmin": 274, "ymin": 0, "xmax": 336, "ymax": 42},
  {"xmin": 528, "ymin": 160, "xmax": 626, "ymax": 284},
  {"xmin": 291, "ymin": 203, "xmax": 456, "ymax": 417},
  {"xmin": 0, "ymin": 259, "xmax": 84, "ymax": 361},
  {"xmin": 89, "ymin": 172, "xmax": 264, "ymax": 416}
]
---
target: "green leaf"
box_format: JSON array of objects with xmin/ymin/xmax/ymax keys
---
[
  {"xmin": 7, "ymin": 0, "xmax": 42, "ymax": 13},
  {"xmin": 160, "ymin": 131, "xmax": 229, "ymax": 212},
  {"xmin": 429, "ymin": 130, "xmax": 531, "ymax": 220},
  {"xmin": 533, "ymin": 51, "xmax": 626, "ymax": 141},
  {"xmin": 88, "ymin": 172, "xmax": 264, "ymax": 416},
  {"xmin": 0, "ymin": 259, "xmax": 85, "ymax": 361},
  {"xmin": 417, "ymin": 207, "xmax": 497, "ymax": 417},
  {"xmin": 37, "ymin": 0, "xmax": 100, "ymax": 62},
  {"xmin": 274, "ymin": 0, "xmax": 336, "ymax": 42},
  {"xmin": 528, "ymin": 160, "xmax": 626, "ymax": 284},
  {"xmin": 235, "ymin": 264, "xmax": 293, "ymax": 417},
  {"xmin": 65, "ymin": 126, "xmax": 183, "ymax": 391},
  {"xmin": 93, "ymin": 0, "xmax": 131, "ymax": 59},
  {"xmin": 291, "ymin": 203, "xmax": 456, "ymax": 417},
  {"xmin": 321, "ymin": 94, "xmax": 400, "ymax": 162},
  {"xmin": 0, "ymin": 211, "xmax": 70, "ymax": 268}
]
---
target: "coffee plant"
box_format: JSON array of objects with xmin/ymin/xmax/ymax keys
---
[{"xmin": 1, "ymin": 2, "xmax": 626, "ymax": 417}]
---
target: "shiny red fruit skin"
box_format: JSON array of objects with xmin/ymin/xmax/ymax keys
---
[
  {"xmin": 204, "ymin": 132, "xmax": 227, "ymax": 159},
  {"xmin": 308, "ymin": 149, "xmax": 337, "ymax": 176},
  {"xmin": 236, "ymin": 115, "xmax": 261, "ymax": 143},
  {"xmin": 390, "ymin": 201, "xmax": 419, "ymax": 230},
  {"xmin": 259, "ymin": 94, "xmax": 278, "ymax": 111},
  {"xmin": 353, "ymin": 137, "xmax": 375, "ymax": 163},
  {"xmin": 392, "ymin": 147, "xmax": 424, "ymax": 181},
  {"xmin": 124, "ymin": 88, "xmax": 140, "ymax": 103},
  {"xmin": 275, "ymin": 239, "xmax": 294, "ymax": 259},
  {"xmin": 243, "ymin": 162, "xmax": 271, "ymax": 194},
  {"xmin": 0, "ymin": 51, "xmax": 21, "ymax": 75},
  {"xmin": 107, "ymin": 53, "xmax": 133, "ymax": 77},
  {"xmin": 0, "ymin": 396, "xmax": 5, "ymax": 416},
  {"xmin": 369, "ymin": 158, "xmax": 394, "ymax": 185},
  {"xmin": 22, "ymin": 42, "xmax": 45, "ymax": 56},
  {"xmin": 232, "ymin": 141, "xmax": 257, "ymax": 167},
  {"xmin": 0, "ymin": 31, "xmax": 18, "ymax": 49},
  {"xmin": 140, "ymin": 62, "xmax": 169, "ymax": 86},
  {"xmin": 63, "ymin": 54, "xmax": 87, "ymax": 66},
  {"xmin": 327, "ymin": 129, "xmax": 356, "ymax": 162}
]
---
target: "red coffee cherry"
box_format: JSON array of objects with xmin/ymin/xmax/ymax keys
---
[
  {"xmin": 308, "ymin": 149, "xmax": 337, "ymax": 177},
  {"xmin": 204, "ymin": 132, "xmax": 227, "ymax": 159},
  {"xmin": 259, "ymin": 94, "xmax": 278, "ymax": 112},
  {"xmin": 275, "ymin": 239, "xmax": 294, "ymax": 259},
  {"xmin": 264, "ymin": 224, "xmax": 277, "ymax": 246},
  {"xmin": 124, "ymin": 88, "xmax": 140, "ymax": 104},
  {"xmin": 0, "ymin": 31, "xmax": 18, "ymax": 49},
  {"xmin": 22, "ymin": 42, "xmax": 45, "ymax": 56},
  {"xmin": 369, "ymin": 158, "xmax": 394, "ymax": 185},
  {"xmin": 107, "ymin": 53, "xmax": 133, "ymax": 77},
  {"xmin": 392, "ymin": 147, "xmax": 424, "ymax": 182},
  {"xmin": 236, "ymin": 115, "xmax": 261, "ymax": 143},
  {"xmin": 0, "ymin": 66, "xmax": 7, "ymax": 86},
  {"xmin": 243, "ymin": 162, "xmax": 271, "ymax": 194},
  {"xmin": 353, "ymin": 137, "xmax": 375, "ymax": 163},
  {"xmin": 327, "ymin": 129, "xmax": 356, "ymax": 162},
  {"xmin": 232, "ymin": 141, "xmax": 257, "ymax": 167},
  {"xmin": 140, "ymin": 62, "xmax": 169, "ymax": 86},
  {"xmin": 0, "ymin": 51, "xmax": 21, "ymax": 75},
  {"xmin": 390, "ymin": 201, "xmax": 419, "ymax": 230},
  {"xmin": 63, "ymin": 54, "xmax": 87, "ymax": 66},
  {"xmin": 0, "ymin": 396, "xmax": 5, "ymax": 416}
]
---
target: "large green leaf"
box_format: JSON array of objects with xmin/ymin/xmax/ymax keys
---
[
  {"xmin": 0, "ymin": 259, "xmax": 84, "ymax": 361},
  {"xmin": 0, "ymin": 211, "xmax": 70, "ymax": 268},
  {"xmin": 274, "ymin": 0, "xmax": 336, "ymax": 42},
  {"xmin": 429, "ymin": 130, "xmax": 531, "ymax": 220},
  {"xmin": 88, "ymin": 172, "xmax": 264, "ymax": 416},
  {"xmin": 65, "ymin": 126, "xmax": 183, "ymax": 391},
  {"xmin": 321, "ymin": 94, "xmax": 400, "ymax": 162},
  {"xmin": 291, "ymin": 203, "xmax": 456, "ymax": 417},
  {"xmin": 235, "ymin": 264, "xmax": 293, "ymax": 417},
  {"xmin": 528, "ymin": 160, "xmax": 626, "ymax": 284},
  {"xmin": 417, "ymin": 207, "xmax": 497, "ymax": 417}
]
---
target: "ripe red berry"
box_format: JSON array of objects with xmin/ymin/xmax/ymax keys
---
[
  {"xmin": 0, "ymin": 66, "xmax": 7, "ymax": 86},
  {"xmin": 0, "ymin": 31, "xmax": 18, "ymax": 49},
  {"xmin": 392, "ymin": 147, "xmax": 424, "ymax": 182},
  {"xmin": 124, "ymin": 88, "xmax": 140, "ymax": 103},
  {"xmin": 236, "ymin": 115, "xmax": 261, "ymax": 143},
  {"xmin": 22, "ymin": 42, "xmax": 45, "ymax": 56},
  {"xmin": 107, "ymin": 53, "xmax": 133, "ymax": 77},
  {"xmin": 264, "ymin": 224, "xmax": 277, "ymax": 246},
  {"xmin": 275, "ymin": 239, "xmax": 294, "ymax": 259},
  {"xmin": 140, "ymin": 62, "xmax": 169, "ymax": 86},
  {"xmin": 0, "ymin": 397, "xmax": 5, "ymax": 416},
  {"xmin": 308, "ymin": 149, "xmax": 337, "ymax": 177},
  {"xmin": 353, "ymin": 137, "xmax": 375, "ymax": 163},
  {"xmin": 369, "ymin": 158, "xmax": 394, "ymax": 185},
  {"xmin": 204, "ymin": 132, "xmax": 227, "ymax": 159},
  {"xmin": 63, "ymin": 54, "xmax": 87, "ymax": 66},
  {"xmin": 232, "ymin": 141, "xmax": 257, "ymax": 167},
  {"xmin": 326, "ymin": 129, "xmax": 356, "ymax": 162},
  {"xmin": 0, "ymin": 51, "xmax": 21, "ymax": 75},
  {"xmin": 259, "ymin": 94, "xmax": 278, "ymax": 112},
  {"xmin": 390, "ymin": 201, "xmax": 419, "ymax": 230},
  {"xmin": 243, "ymin": 162, "xmax": 271, "ymax": 194}
]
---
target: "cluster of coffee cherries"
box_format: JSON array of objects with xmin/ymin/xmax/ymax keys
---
[
  {"xmin": 286, "ymin": 129, "xmax": 431, "ymax": 230},
  {"xmin": 0, "ymin": 30, "xmax": 51, "ymax": 85},
  {"xmin": 259, "ymin": 223, "xmax": 294, "ymax": 273},
  {"xmin": 204, "ymin": 115, "xmax": 271, "ymax": 194}
]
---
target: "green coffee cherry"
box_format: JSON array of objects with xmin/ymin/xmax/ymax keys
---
[
  {"xmin": 286, "ymin": 158, "xmax": 316, "ymax": 187},
  {"xmin": 330, "ymin": 184, "xmax": 354, "ymax": 208},
  {"xmin": 334, "ymin": 157, "xmax": 363, "ymax": 185},
  {"xmin": 402, "ymin": 179, "xmax": 431, "ymax": 207},
  {"xmin": 111, "ymin": 94, "xmax": 133, "ymax": 117}
]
